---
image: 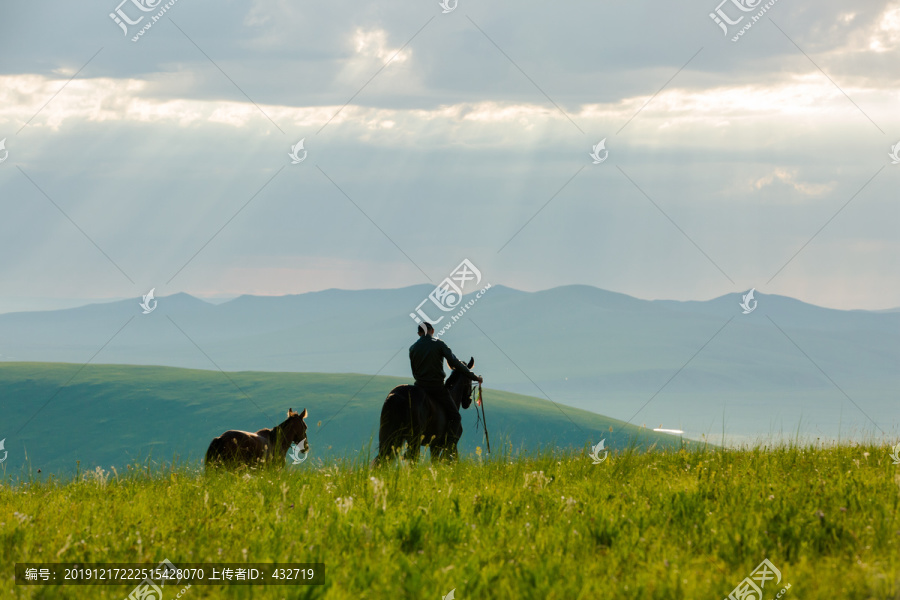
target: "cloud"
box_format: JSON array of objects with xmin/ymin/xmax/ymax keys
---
[
  {"xmin": 352, "ymin": 28, "xmax": 411, "ymax": 64},
  {"xmin": 869, "ymin": 4, "xmax": 900, "ymax": 51},
  {"xmin": 1, "ymin": 0, "xmax": 899, "ymax": 312},
  {"xmin": 753, "ymin": 168, "xmax": 836, "ymax": 197},
  {"xmin": 3, "ymin": 69, "xmax": 896, "ymax": 144}
]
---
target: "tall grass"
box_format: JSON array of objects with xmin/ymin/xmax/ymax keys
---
[{"xmin": 1, "ymin": 443, "xmax": 898, "ymax": 599}]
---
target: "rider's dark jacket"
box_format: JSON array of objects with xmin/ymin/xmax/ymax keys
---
[{"xmin": 409, "ymin": 335, "xmax": 478, "ymax": 386}]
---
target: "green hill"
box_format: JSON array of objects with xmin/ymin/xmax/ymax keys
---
[{"xmin": 1, "ymin": 363, "xmax": 682, "ymax": 476}]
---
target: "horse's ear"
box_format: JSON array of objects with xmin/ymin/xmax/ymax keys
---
[
  {"xmin": 300, "ymin": 408, "xmax": 308, "ymax": 419},
  {"xmin": 288, "ymin": 408, "xmax": 295, "ymax": 417},
  {"xmin": 467, "ymin": 357, "xmax": 474, "ymax": 369}
]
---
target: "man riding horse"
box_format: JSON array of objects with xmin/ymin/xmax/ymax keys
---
[{"xmin": 409, "ymin": 322, "xmax": 483, "ymax": 443}]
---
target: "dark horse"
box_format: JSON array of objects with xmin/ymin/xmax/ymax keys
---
[
  {"xmin": 205, "ymin": 408, "xmax": 309, "ymax": 470},
  {"xmin": 374, "ymin": 358, "xmax": 475, "ymax": 465}
]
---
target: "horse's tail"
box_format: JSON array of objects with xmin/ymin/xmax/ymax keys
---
[{"xmin": 377, "ymin": 393, "xmax": 404, "ymax": 459}]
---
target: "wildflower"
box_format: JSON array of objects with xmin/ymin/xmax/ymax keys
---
[
  {"xmin": 369, "ymin": 477, "xmax": 387, "ymax": 511},
  {"xmin": 523, "ymin": 471, "xmax": 550, "ymax": 490},
  {"xmin": 335, "ymin": 496, "xmax": 354, "ymax": 514}
]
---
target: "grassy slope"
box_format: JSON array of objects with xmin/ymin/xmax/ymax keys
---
[
  {"xmin": 0, "ymin": 363, "xmax": 679, "ymax": 476},
  {"xmin": 1, "ymin": 445, "xmax": 898, "ymax": 599}
]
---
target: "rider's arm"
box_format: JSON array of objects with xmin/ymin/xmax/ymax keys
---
[{"xmin": 439, "ymin": 340, "xmax": 480, "ymax": 381}]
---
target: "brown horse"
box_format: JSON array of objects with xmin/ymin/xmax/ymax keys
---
[
  {"xmin": 373, "ymin": 358, "xmax": 475, "ymax": 466},
  {"xmin": 205, "ymin": 408, "xmax": 309, "ymax": 470}
]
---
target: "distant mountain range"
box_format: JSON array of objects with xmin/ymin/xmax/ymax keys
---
[{"xmin": 1, "ymin": 285, "xmax": 897, "ymax": 441}]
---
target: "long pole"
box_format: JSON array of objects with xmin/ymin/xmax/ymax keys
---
[{"xmin": 479, "ymin": 384, "xmax": 491, "ymax": 454}]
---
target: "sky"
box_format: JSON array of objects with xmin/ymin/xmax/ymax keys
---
[{"xmin": 1, "ymin": 0, "xmax": 899, "ymax": 314}]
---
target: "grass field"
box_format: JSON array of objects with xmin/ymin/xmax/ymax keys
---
[{"xmin": 2, "ymin": 443, "xmax": 899, "ymax": 599}]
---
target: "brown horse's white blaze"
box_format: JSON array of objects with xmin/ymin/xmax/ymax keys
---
[{"xmin": 205, "ymin": 408, "xmax": 308, "ymax": 469}]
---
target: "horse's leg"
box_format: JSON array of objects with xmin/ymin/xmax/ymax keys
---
[
  {"xmin": 431, "ymin": 434, "xmax": 460, "ymax": 462},
  {"xmin": 218, "ymin": 434, "xmax": 242, "ymax": 469},
  {"xmin": 267, "ymin": 441, "xmax": 287, "ymax": 469},
  {"xmin": 446, "ymin": 424, "xmax": 461, "ymax": 462},
  {"xmin": 402, "ymin": 392, "xmax": 429, "ymax": 464},
  {"xmin": 403, "ymin": 401, "xmax": 417, "ymax": 464},
  {"xmin": 446, "ymin": 441, "xmax": 459, "ymax": 462},
  {"xmin": 403, "ymin": 434, "xmax": 420, "ymax": 463},
  {"xmin": 430, "ymin": 426, "xmax": 454, "ymax": 462},
  {"xmin": 429, "ymin": 434, "xmax": 449, "ymax": 463}
]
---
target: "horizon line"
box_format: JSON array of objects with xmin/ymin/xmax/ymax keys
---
[{"xmin": 1, "ymin": 282, "xmax": 899, "ymax": 316}]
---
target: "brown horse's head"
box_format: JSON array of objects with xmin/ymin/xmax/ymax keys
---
[
  {"xmin": 281, "ymin": 408, "xmax": 309, "ymax": 452},
  {"xmin": 447, "ymin": 357, "xmax": 476, "ymax": 410}
]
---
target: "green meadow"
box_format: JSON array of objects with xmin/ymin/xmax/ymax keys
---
[
  {"xmin": 0, "ymin": 362, "xmax": 679, "ymax": 474},
  {"xmin": 2, "ymin": 444, "xmax": 899, "ymax": 599}
]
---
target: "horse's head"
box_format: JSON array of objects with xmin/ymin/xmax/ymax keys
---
[
  {"xmin": 446, "ymin": 357, "xmax": 476, "ymax": 410},
  {"xmin": 283, "ymin": 408, "xmax": 309, "ymax": 452}
]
